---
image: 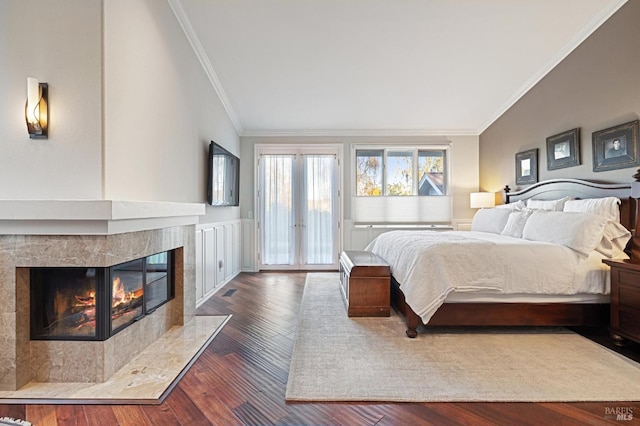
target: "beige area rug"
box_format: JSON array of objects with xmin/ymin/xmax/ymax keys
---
[
  {"xmin": 286, "ymin": 273, "xmax": 640, "ymax": 402},
  {"xmin": 0, "ymin": 315, "xmax": 230, "ymax": 404}
]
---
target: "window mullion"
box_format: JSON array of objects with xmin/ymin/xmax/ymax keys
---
[
  {"xmin": 382, "ymin": 149, "xmax": 388, "ymax": 196},
  {"xmin": 413, "ymin": 149, "xmax": 418, "ymax": 195}
]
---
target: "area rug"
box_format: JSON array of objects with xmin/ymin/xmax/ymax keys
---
[
  {"xmin": 0, "ymin": 315, "xmax": 230, "ymax": 404},
  {"xmin": 285, "ymin": 273, "xmax": 640, "ymax": 402}
]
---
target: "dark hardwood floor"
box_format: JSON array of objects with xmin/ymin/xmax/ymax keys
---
[{"xmin": 2, "ymin": 272, "xmax": 640, "ymax": 425}]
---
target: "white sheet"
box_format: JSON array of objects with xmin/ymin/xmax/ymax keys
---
[
  {"xmin": 365, "ymin": 230, "xmax": 610, "ymax": 324},
  {"xmin": 444, "ymin": 292, "xmax": 609, "ymax": 304}
]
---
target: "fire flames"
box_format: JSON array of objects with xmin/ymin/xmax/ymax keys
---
[
  {"xmin": 113, "ymin": 277, "xmax": 125, "ymax": 305},
  {"xmin": 46, "ymin": 275, "xmax": 144, "ymax": 336},
  {"xmin": 112, "ymin": 277, "xmax": 143, "ymax": 307}
]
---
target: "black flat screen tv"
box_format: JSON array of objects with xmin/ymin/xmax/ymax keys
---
[{"xmin": 207, "ymin": 141, "xmax": 240, "ymax": 206}]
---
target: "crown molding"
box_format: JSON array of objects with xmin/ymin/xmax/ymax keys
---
[
  {"xmin": 168, "ymin": 0, "xmax": 243, "ymax": 135},
  {"xmin": 240, "ymin": 128, "xmax": 480, "ymax": 138},
  {"xmin": 479, "ymin": 0, "xmax": 628, "ymax": 134}
]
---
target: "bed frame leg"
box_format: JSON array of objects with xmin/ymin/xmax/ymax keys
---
[
  {"xmin": 405, "ymin": 310, "xmax": 421, "ymax": 338},
  {"xmin": 406, "ymin": 328, "xmax": 418, "ymax": 338}
]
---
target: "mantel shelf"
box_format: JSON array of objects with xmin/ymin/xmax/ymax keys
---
[{"xmin": 0, "ymin": 200, "xmax": 206, "ymax": 235}]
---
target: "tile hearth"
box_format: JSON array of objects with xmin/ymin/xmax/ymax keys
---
[{"xmin": 0, "ymin": 315, "xmax": 229, "ymax": 404}]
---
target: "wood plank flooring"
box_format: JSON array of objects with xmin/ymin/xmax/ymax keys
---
[{"xmin": 2, "ymin": 272, "xmax": 639, "ymax": 425}]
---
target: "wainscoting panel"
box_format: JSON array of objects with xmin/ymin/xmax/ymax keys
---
[{"xmin": 195, "ymin": 220, "xmax": 242, "ymax": 307}]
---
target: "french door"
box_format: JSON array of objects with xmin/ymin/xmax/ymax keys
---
[{"xmin": 257, "ymin": 146, "xmax": 340, "ymax": 270}]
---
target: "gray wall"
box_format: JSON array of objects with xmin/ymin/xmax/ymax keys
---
[{"xmin": 479, "ymin": 0, "xmax": 640, "ymax": 194}]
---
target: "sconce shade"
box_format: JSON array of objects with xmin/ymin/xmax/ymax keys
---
[
  {"xmin": 470, "ymin": 192, "xmax": 495, "ymax": 209},
  {"xmin": 25, "ymin": 77, "xmax": 48, "ymax": 139}
]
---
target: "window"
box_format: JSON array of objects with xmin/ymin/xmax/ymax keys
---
[
  {"xmin": 355, "ymin": 149, "xmax": 382, "ymax": 196},
  {"xmin": 355, "ymin": 147, "xmax": 448, "ymax": 196},
  {"xmin": 386, "ymin": 151, "xmax": 413, "ymax": 195},
  {"xmin": 418, "ymin": 150, "xmax": 446, "ymax": 195}
]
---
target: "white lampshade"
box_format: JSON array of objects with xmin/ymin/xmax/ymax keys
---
[
  {"xmin": 470, "ymin": 192, "xmax": 495, "ymax": 209},
  {"xmin": 632, "ymin": 181, "xmax": 640, "ymax": 198}
]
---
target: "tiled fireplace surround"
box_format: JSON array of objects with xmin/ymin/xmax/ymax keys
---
[{"xmin": 0, "ymin": 201, "xmax": 204, "ymax": 392}]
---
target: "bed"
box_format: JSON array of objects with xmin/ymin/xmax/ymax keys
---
[{"xmin": 365, "ymin": 179, "xmax": 640, "ymax": 337}]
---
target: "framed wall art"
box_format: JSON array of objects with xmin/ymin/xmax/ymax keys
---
[
  {"xmin": 546, "ymin": 128, "xmax": 580, "ymax": 170},
  {"xmin": 515, "ymin": 148, "xmax": 538, "ymax": 185},
  {"xmin": 592, "ymin": 119, "xmax": 639, "ymax": 172}
]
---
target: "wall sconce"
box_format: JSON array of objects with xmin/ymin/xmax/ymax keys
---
[
  {"xmin": 25, "ymin": 77, "xmax": 48, "ymax": 139},
  {"xmin": 470, "ymin": 192, "xmax": 495, "ymax": 209}
]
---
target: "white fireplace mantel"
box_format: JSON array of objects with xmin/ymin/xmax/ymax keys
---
[{"xmin": 0, "ymin": 200, "xmax": 206, "ymax": 235}]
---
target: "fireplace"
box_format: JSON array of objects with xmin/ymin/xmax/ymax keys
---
[{"xmin": 30, "ymin": 250, "xmax": 174, "ymax": 341}]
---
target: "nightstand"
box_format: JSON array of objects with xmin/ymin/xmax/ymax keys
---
[{"xmin": 603, "ymin": 259, "xmax": 640, "ymax": 346}]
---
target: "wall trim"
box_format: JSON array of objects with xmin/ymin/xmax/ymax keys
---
[{"xmin": 241, "ymin": 128, "xmax": 479, "ymax": 138}]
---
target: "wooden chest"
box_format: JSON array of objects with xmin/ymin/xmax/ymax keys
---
[{"xmin": 339, "ymin": 250, "xmax": 390, "ymax": 317}]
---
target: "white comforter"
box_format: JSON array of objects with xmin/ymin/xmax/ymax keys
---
[{"xmin": 365, "ymin": 230, "xmax": 609, "ymax": 324}]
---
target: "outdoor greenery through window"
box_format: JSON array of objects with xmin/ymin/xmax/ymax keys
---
[{"xmin": 355, "ymin": 147, "xmax": 447, "ymax": 196}]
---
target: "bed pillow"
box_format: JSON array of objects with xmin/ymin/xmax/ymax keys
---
[
  {"xmin": 471, "ymin": 208, "xmax": 512, "ymax": 234},
  {"xmin": 500, "ymin": 209, "xmax": 533, "ymax": 238},
  {"xmin": 595, "ymin": 220, "xmax": 631, "ymax": 258},
  {"xmin": 495, "ymin": 200, "xmax": 526, "ymax": 211},
  {"xmin": 522, "ymin": 210, "xmax": 608, "ymax": 257},
  {"xmin": 563, "ymin": 197, "xmax": 621, "ymax": 222},
  {"xmin": 526, "ymin": 196, "xmax": 572, "ymax": 211}
]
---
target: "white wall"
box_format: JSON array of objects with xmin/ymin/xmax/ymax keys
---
[
  {"xmin": 0, "ymin": 0, "xmax": 240, "ymax": 225},
  {"xmin": 449, "ymin": 135, "xmax": 481, "ymax": 224},
  {"xmin": 240, "ymin": 135, "xmax": 479, "ymax": 224},
  {"xmin": 0, "ymin": 0, "xmax": 103, "ymax": 199},
  {"xmin": 103, "ymin": 0, "xmax": 240, "ymax": 224}
]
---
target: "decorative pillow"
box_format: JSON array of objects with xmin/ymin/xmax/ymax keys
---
[
  {"xmin": 500, "ymin": 209, "xmax": 533, "ymax": 238},
  {"xmin": 471, "ymin": 208, "xmax": 512, "ymax": 234},
  {"xmin": 522, "ymin": 210, "xmax": 608, "ymax": 257},
  {"xmin": 495, "ymin": 200, "xmax": 526, "ymax": 211},
  {"xmin": 526, "ymin": 196, "xmax": 572, "ymax": 211},
  {"xmin": 595, "ymin": 220, "xmax": 631, "ymax": 258},
  {"xmin": 563, "ymin": 197, "xmax": 621, "ymax": 222}
]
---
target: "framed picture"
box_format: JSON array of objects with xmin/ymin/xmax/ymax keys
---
[
  {"xmin": 592, "ymin": 120, "xmax": 640, "ymax": 172},
  {"xmin": 515, "ymin": 148, "xmax": 538, "ymax": 185},
  {"xmin": 546, "ymin": 128, "xmax": 580, "ymax": 170}
]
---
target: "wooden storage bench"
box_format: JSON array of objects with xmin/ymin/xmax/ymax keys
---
[{"xmin": 339, "ymin": 250, "xmax": 391, "ymax": 317}]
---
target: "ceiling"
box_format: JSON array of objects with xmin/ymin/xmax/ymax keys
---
[{"xmin": 173, "ymin": 0, "xmax": 627, "ymax": 136}]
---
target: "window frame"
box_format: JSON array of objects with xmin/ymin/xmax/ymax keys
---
[{"xmin": 353, "ymin": 145, "xmax": 450, "ymax": 197}]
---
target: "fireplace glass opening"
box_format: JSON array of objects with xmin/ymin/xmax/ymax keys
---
[
  {"xmin": 30, "ymin": 268, "xmax": 107, "ymax": 340},
  {"xmin": 110, "ymin": 258, "xmax": 144, "ymax": 335},
  {"xmin": 30, "ymin": 250, "xmax": 175, "ymax": 341},
  {"xmin": 145, "ymin": 252, "xmax": 173, "ymax": 312}
]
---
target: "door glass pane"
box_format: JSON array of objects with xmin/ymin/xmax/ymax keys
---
[
  {"xmin": 261, "ymin": 155, "xmax": 295, "ymax": 265},
  {"xmin": 386, "ymin": 151, "xmax": 413, "ymax": 195},
  {"xmin": 418, "ymin": 150, "xmax": 446, "ymax": 195},
  {"xmin": 355, "ymin": 149, "xmax": 383, "ymax": 196},
  {"xmin": 302, "ymin": 155, "xmax": 335, "ymax": 265}
]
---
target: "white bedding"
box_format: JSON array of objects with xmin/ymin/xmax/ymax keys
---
[{"xmin": 365, "ymin": 230, "xmax": 611, "ymax": 324}]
